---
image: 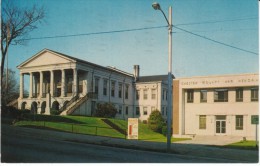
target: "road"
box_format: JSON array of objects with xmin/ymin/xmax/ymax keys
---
[{"xmin": 1, "ymin": 124, "xmax": 239, "ymax": 163}]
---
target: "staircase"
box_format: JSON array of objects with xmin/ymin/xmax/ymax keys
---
[{"xmin": 60, "ymin": 95, "xmax": 88, "ymax": 115}]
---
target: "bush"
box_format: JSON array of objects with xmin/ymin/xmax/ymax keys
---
[
  {"xmin": 94, "ymin": 102, "xmax": 117, "ymax": 118},
  {"xmin": 148, "ymin": 110, "xmax": 165, "ymax": 133},
  {"xmin": 50, "ymin": 109, "xmax": 61, "ymax": 115},
  {"xmin": 143, "ymin": 120, "xmax": 147, "ymax": 124},
  {"xmin": 161, "ymin": 125, "xmax": 167, "ymax": 136}
]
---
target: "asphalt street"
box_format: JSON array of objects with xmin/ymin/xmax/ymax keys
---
[{"xmin": 1, "ymin": 125, "xmax": 240, "ymax": 163}]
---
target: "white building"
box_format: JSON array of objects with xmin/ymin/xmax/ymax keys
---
[
  {"xmin": 172, "ymin": 73, "xmax": 259, "ymax": 139},
  {"xmin": 17, "ymin": 49, "xmax": 169, "ymax": 120}
]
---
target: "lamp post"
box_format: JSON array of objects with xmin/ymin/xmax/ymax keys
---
[{"xmin": 152, "ymin": 2, "xmax": 173, "ymax": 152}]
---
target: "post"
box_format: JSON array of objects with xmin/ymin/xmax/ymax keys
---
[
  {"xmin": 50, "ymin": 70, "xmax": 54, "ymax": 96},
  {"xmin": 29, "ymin": 72, "xmax": 33, "ymax": 98},
  {"xmin": 61, "ymin": 69, "xmax": 65, "ymax": 97},
  {"xmin": 39, "ymin": 71, "xmax": 43, "ymax": 98},
  {"xmin": 73, "ymin": 68, "xmax": 78, "ymax": 96},
  {"xmin": 256, "ymin": 124, "xmax": 258, "ymax": 148},
  {"xmin": 167, "ymin": 6, "xmax": 173, "ymax": 152}
]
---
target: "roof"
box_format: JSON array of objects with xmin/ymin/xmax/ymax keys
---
[
  {"xmin": 136, "ymin": 74, "xmax": 175, "ymax": 83},
  {"xmin": 17, "ymin": 48, "xmax": 133, "ymax": 77}
]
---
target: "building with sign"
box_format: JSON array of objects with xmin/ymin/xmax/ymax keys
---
[{"xmin": 172, "ymin": 73, "xmax": 259, "ymax": 139}]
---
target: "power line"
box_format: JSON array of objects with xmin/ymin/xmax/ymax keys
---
[
  {"xmin": 175, "ymin": 17, "xmax": 258, "ymax": 26},
  {"xmin": 172, "ymin": 25, "xmax": 258, "ymax": 55},
  {"xmin": 18, "ymin": 26, "xmax": 167, "ymax": 41}
]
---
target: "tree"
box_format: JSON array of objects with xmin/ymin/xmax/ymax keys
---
[
  {"xmin": 148, "ymin": 110, "xmax": 165, "ymax": 133},
  {"xmin": 1, "ymin": 1, "xmax": 45, "ymax": 87},
  {"xmin": 94, "ymin": 103, "xmax": 117, "ymax": 118},
  {"xmin": 1, "ymin": 69, "xmax": 19, "ymax": 106}
]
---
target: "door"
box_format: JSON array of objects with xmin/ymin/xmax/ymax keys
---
[{"xmin": 215, "ymin": 115, "xmax": 226, "ymax": 134}]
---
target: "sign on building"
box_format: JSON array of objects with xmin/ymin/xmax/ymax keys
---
[
  {"xmin": 128, "ymin": 118, "xmax": 138, "ymax": 139},
  {"xmin": 251, "ymin": 115, "xmax": 259, "ymax": 124}
]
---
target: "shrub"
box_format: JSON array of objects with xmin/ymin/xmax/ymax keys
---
[
  {"xmin": 50, "ymin": 109, "xmax": 61, "ymax": 115},
  {"xmin": 161, "ymin": 125, "xmax": 167, "ymax": 136},
  {"xmin": 94, "ymin": 102, "xmax": 117, "ymax": 118},
  {"xmin": 148, "ymin": 110, "xmax": 165, "ymax": 133},
  {"xmin": 143, "ymin": 120, "xmax": 147, "ymax": 124}
]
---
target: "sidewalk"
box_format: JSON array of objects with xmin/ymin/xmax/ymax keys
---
[{"xmin": 3, "ymin": 124, "xmax": 259, "ymax": 163}]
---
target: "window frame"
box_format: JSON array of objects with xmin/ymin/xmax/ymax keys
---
[
  {"xmin": 199, "ymin": 115, "xmax": 206, "ymax": 129},
  {"xmin": 214, "ymin": 89, "xmax": 228, "ymax": 102},
  {"xmin": 251, "ymin": 87, "xmax": 259, "ymax": 102},
  {"xmin": 187, "ymin": 89, "xmax": 194, "ymax": 103},
  {"xmin": 200, "ymin": 90, "xmax": 207, "ymax": 103},
  {"xmin": 236, "ymin": 88, "xmax": 243, "ymax": 102},
  {"xmin": 235, "ymin": 115, "xmax": 243, "ymax": 130}
]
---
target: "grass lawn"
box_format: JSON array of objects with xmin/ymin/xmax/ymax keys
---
[
  {"xmin": 14, "ymin": 115, "xmax": 190, "ymax": 142},
  {"xmin": 224, "ymin": 140, "xmax": 259, "ymax": 150}
]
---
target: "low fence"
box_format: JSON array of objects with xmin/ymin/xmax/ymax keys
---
[{"xmin": 15, "ymin": 118, "xmax": 127, "ymax": 139}]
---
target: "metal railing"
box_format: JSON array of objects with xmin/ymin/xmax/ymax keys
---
[{"xmin": 59, "ymin": 94, "xmax": 79, "ymax": 112}]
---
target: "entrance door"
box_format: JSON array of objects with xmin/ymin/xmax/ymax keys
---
[{"xmin": 215, "ymin": 115, "xmax": 226, "ymax": 134}]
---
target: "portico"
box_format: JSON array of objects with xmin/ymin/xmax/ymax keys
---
[{"xmin": 17, "ymin": 49, "xmax": 87, "ymax": 114}]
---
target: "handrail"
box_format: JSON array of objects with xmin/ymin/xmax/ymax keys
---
[
  {"xmin": 66, "ymin": 94, "xmax": 88, "ymax": 115},
  {"xmin": 59, "ymin": 94, "xmax": 79, "ymax": 112}
]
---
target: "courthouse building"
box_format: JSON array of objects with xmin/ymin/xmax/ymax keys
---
[
  {"xmin": 17, "ymin": 49, "xmax": 259, "ymax": 139},
  {"xmin": 17, "ymin": 49, "xmax": 169, "ymax": 120}
]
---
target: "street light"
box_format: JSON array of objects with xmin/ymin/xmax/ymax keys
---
[{"xmin": 152, "ymin": 2, "xmax": 173, "ymax": 152}]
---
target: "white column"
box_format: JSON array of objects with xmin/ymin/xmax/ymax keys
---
[
  {"xmin": 73, "ymin": 68, "xmax": 78, "ymax": 95},
  {"xmin": 61, "ymin": 69, "xmax": 65, "ymax": 97},
  {"xmin": 39, "ymin": 71, "xmax": 43, "ymax": 98},
  {"xmin": 19, "ymin": 73, "xmax": 24, "ymax": 99},
  {"xmin": 29, "ymin": 72, "xmax": 33, "ymax": 98},
  {"xmin": 50, "ymin": 70, "xmax": 54, "ymax": 96}
]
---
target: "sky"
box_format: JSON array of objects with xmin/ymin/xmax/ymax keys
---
[{"xmin": 3, "ymin": 0, "xmax": 259, "ymax": 81}]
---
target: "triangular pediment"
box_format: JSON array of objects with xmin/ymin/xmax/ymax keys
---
[{"xmin": 18, "ymin": 49, "xmax": 76, "ymax": 68}]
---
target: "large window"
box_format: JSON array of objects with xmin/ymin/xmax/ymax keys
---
[
  {"xmin": 199, "ymin": 115, "xmax": 206, "ymax": 129},
  {"xmin": 136, "ymin": 90, "xmax": 140, "ymax": 100},
  {"xmin": 94, "ymin": 78, "xmax": 99, "ymax": 95},
  {"xmin": 187, "ymin": 90, "xmax": 194, "ymax": 103},
  {"xmin": 152, "ymin": 89, "xmax": 156, "ymax": 99},
  {"xmin": 118, "ymin": 105, "xmax": 122, "ymax": 114},
  {"xmin": 236, "ymin": 115, "xmax": 243, "ymax": 130},
  {"xmin": 143, "ymin": 89, "xmax": 148, "ymax": 100},
  {"xmin": 136, "ymin": 107, "xmax": 140, "ymax": 115},
  {"xmin": 118, "ymin": 83, "xmax": 122, "ymax": 98},
  {"xmin": 200, "ymin": 90, "xmax": 207, "ymax": 103},
  {"xmin": 143, "ymin": 107, "xmax": 147, "ymax": 115},
  {"xmin": 214, "ymin": 89, "xmax": 228, "ymax": 102},
  {"xmin": 251, "ymin": 87, "xmax": 259, "ymax": 101},
  {"xmin": 125, "ymin": 84, "xmax": 129, "ymax": 99},
  {"xmin": 236, "ymin": 88, "xmax": 243, "ymax": 102},
  {"xmin": 125, "ymin": 106, "xmax": 128, "ymax": 115},
  {"xmin": 103, "ymin": 79, "xmax": 108, "ymax": 96},
  {"xmin": 111, "ymin": 81, "xmax": 115, "ymax": 97}
]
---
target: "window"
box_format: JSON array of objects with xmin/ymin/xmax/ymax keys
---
[
  {"xmin": 125, "ymin": 84, "xmax": 129, "ymax": 99},
  {"xmin": 199, "ymin": 115, "xmax": 206, "ymax": 129},
  {"xmin": 136, "ymin": 107, "xmax": 140, "ymax": 115},
  {"xmin": 125, "ymin": 106, "xmax": 128, "ymax": 115},
  {"xmin": 251, "ymin": 87, "xmax": 259, "ymax": 101},
  {"xmin": 162, "ymin": 90, "xmax": 166, "ymax": 100},
  {"xmin": 162, "ymin": 107, "xmax": 165, "ymax": 115},
  {"xmin": 143, "ymin": 107, "xmax": 147, "ymax": 115},
  {"xmin": 187, "ymin": 90, "xmax": 194, "ymax": 103},
  {"xmin": 136, "ymin": 90, "xmax": 140, "ymax": 100},
  {"xmin": 236, "ymin": 115, "xmax": 243, "ymax": 130},
  {"xmin": 200, "ymin": 90, "xmax": 207, "ymax": 103},
  {"xmin": 78, "ymin": 79, "xmax": 83, "ymax": 93},
  {"xmin": 236, "ymin": 88, "xmax": 243, "ymax": 102},
  {"xmin": 111, "ymin": 81, "xmax": 115, "ymax": 97},
  {"xmin": 103, "ymin": 79, "xmax": 108, "ymax": 96},
  {"xmin": 166, "ymin": 91, "xmax": 168, "ymax": 101},
  {"xmin": 118, "ymin": 83, "xmax": 122, "ymax": 98},
  {"xmin": 152, "ymin": 89, "xmax": 156, "ymax": 99},
  {"xmin": 214, "ymin": 89, "xmax": 228, "ymax": 102},
  {"xmin": 118, "ymin": 105, "xmax": 122, "ymax": 114},
  {"xmin": 94, "ymin": 78, "xmax": 99, "ymax": 95},
  {"xmin": 143, "ymin": 89, "xmax": 148, "ymax": 100}
]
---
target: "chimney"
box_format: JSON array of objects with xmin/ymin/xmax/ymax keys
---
[{"xmin": 133, "ymin": 65, "xmax": 140, "ymax": 81}]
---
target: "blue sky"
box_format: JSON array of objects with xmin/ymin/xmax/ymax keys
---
[{"xmin": 4, "ymin": 0, "xmax": 259, "ymax": 80}]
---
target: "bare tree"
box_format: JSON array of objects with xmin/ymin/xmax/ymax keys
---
[{"xmin": 1, "ymin": 2, "xmax": 45, "ymax": 88}]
